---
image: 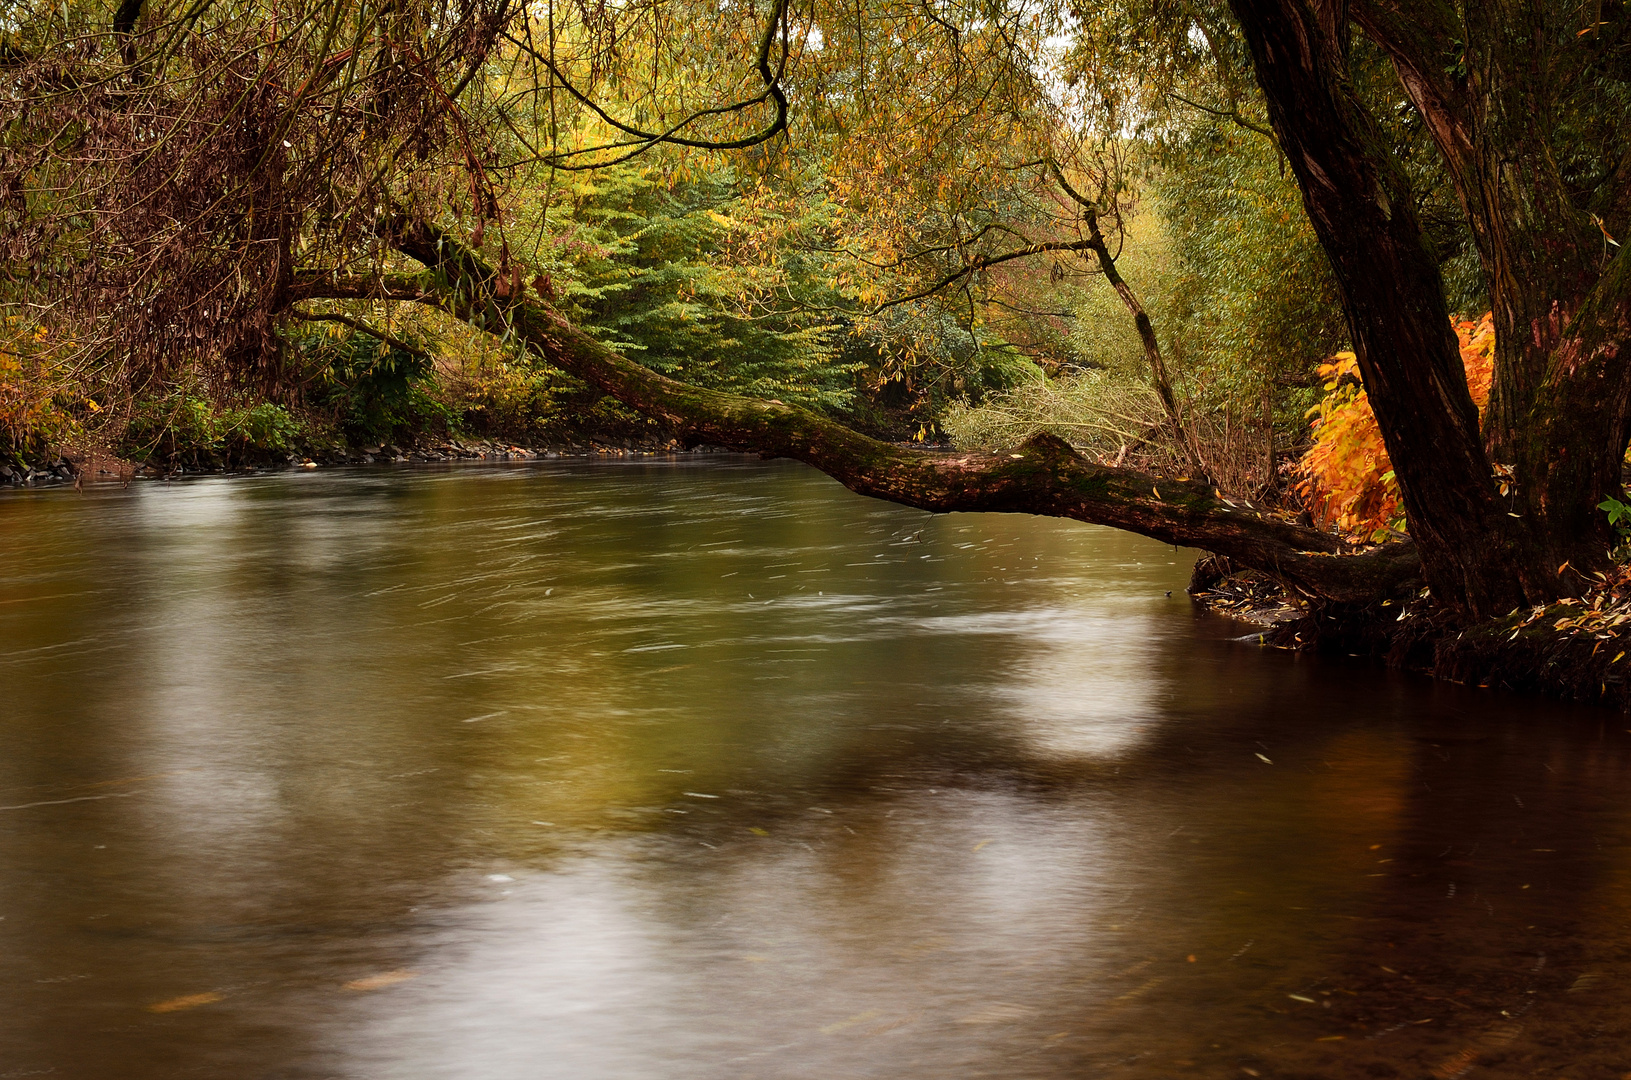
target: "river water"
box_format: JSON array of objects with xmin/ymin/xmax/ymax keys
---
[{"xmin": 2, "ymin": 457, "xmax": 1629, "ymax": 1079}]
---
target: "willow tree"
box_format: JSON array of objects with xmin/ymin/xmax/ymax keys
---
[{"xmin": 2, "ymin": 0, "xmax": 1628, "ymax": 622}]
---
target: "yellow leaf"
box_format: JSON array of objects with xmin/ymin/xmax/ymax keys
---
[
  {"xmin": 148, "ymin": 992, "xmax": 222, "ymax": 1013},
  {"xmin": 344, "ymin": 970, "xmax": 417, "ymax": 992}
]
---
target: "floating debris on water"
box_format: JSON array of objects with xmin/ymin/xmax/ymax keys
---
[{"xmin": 147, "ymin": 992, "xmax": 222, "ymax": 1013}]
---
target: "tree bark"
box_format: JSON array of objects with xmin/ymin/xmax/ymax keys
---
[
  {"xmin": 358, "ymin": 217, "xmax": 1424, "ymax": 605},
  {"xmin": 1228, "ymin": 0, "xmax": 1562, "ymax": 617},
  {"xmin": 1350, "ymin": 0, "xmax": 1631, "ymax": 581}
]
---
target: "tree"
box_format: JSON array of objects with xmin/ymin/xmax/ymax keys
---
[
  {"xmin": 1222, "ymin": 0, "xmax": 1631, "ymax": 616},
  {"xmin": 3, "ymin": 0, "xmax": 1627, "ymax": 624}
]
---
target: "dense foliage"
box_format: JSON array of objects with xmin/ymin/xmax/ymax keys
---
[
  {"xmin": 4, "ymin": 0, "xmax": 1630, "ymax": 622},
  {"xmin": 1298, "ymin": 315, "xmax": 1496, "ymax": 539}
]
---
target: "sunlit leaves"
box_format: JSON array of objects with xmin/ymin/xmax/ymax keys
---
[{"xmin": 1297, "ymin": 315, "xmax": 1495, "ymax": 539}]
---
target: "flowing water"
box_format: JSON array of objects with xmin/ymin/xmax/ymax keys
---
[{"xmin": 3, "ymin": 457, "xmax": 1630, "ymax": 1079}]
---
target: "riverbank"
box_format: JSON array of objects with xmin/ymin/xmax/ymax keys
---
[
  {"xmin": 1194, "ymin": 561, "xmax": 1631, "ymax": 711},
  {"xmin": 0, "ymin": 435, "xmax": 743, "ymax": 489}
]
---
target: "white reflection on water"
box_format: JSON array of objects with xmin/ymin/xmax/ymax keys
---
[
  {"xmin": 914, "ymin": 609, "xmax": 1164, "ymax": 757},
  {"xmin": 336, "ymin": 790, "xmax": 1124, "ymax": 1080}
]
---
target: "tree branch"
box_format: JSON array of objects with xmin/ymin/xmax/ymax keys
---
[
  {"xmin": 500, "ymin": 0, "xmax": 789, "ymax": 170},
  {"xmin": 1166, "ymin": 90, "xmax": 1276, "ymax": 140},
  {"xmin": 289, "ymin": 272, "xmax": 437, "ymax": 304},
  {"xmin": 383, "ymin": 215, "xmax": 1423, "ymax": 604},
  {"xmin": 293, "ymin": 308, "xmax": 430, "ymax": 359},
  {"xmin": 1045, "ymin": 157, "xmax": 1209, "ymax": 480}
]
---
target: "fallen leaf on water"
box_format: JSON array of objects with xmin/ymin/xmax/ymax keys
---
[
  {"xmin": 820, "ymin": 1009, "xmax": 882, "ymax": 1034},
  {"xmin": 972, "ymin": 839, "xmax": 992, "ymax": 853},
  {"xmin": 957, "ymin": 1002, "xmax": 1035, "ymax": 1024},
  {"xmin": 147, "ymin": 991, "xmax": 222, "ymax": 1013},
  {"xmin": 748, "ymin": 827, "xmax": 769, "ymax": 836},
  {"xmin": 343, "ymin": 970, "xmax": 418, "ymax": 992},
  {"xmin": 1431, "ymin": 1047, "xmax": 1479, "ymax": 1079}
]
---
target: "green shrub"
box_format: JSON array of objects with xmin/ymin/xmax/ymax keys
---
[
  {"xmin": 120, "ymin": 395, "xmax": 306, "ymax": 464},
  {"xmin": 296, "ymin": 329, "xmax": 453, "ymax": 445}
]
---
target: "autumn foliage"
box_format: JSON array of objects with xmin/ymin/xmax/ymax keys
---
[{"xmin": 1298, "ymin": 314, "xmax": 1496, "ymax": 539}]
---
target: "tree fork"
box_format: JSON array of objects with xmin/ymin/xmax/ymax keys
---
[{"xmin": 1349, "ymin": 0, "xmax": 1631, "ymax": 581}]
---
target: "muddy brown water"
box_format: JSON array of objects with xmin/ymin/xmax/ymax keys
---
[{"xmin": 3, "ymin": 457, "xmax": 1630, "ymax": 1079}]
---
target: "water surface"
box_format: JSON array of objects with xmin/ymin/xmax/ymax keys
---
[{"xmin": 3, "ymin": 458, "xmax": 1629, "ymax": 1079}]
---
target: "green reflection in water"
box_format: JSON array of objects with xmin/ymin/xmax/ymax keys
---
[{"xmin": 2, "ymin": 459, "xmax": 1630, "ymax": 1080}]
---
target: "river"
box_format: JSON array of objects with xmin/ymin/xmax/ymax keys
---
[{"xmin": 3, "ymin": 457, "xmax": 1629, "ymax": 1079}]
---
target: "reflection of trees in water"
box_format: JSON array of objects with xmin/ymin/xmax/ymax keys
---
[{"xmin": 8, "ymin": 465, "xmax": 1631, "ymax": 1077}]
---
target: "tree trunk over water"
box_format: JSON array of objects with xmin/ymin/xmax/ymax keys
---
[{"xmin": 311, "ymin": 219, "xmax": 1427, "ymax": 606}]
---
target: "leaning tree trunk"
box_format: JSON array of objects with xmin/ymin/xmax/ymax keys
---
[
  {"xmin": 291, "ymin": 218, "xmax": 1429, "ymax": 607},
  {"xmin": 1228, "ymin": 0, "xmax": 1571, "ymax": 618}
]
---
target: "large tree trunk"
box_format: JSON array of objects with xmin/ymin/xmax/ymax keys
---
[
  {"xmin": 1228, "ymin": 0, "xmax": 1583, "ymax": 617},
  {"xmin": 1351, "ymin": 0, "xmax": 1631, "ymax": 583}
]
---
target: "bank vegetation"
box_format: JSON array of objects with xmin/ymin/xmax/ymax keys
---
[{"xmin": 3, "ymin": 0, "xmax": 1629, "ymax": 702}]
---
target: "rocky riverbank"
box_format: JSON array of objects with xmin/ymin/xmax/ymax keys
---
[
  {"xmin": 0, "ymin": 435, "xmax": 736, "ymax": 489},
  {"xmin": 0, "ymin": 457, "xmax": 84, "ymax": 488}
]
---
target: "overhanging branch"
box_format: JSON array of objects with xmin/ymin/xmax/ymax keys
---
[{"xmin": 383, "ymin": 215, "xmax": 1424, "ymax": 604}]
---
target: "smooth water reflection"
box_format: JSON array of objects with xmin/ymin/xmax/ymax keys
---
[{"xmin": 3, "ymin": 458, "xmax": 1631, "ymax": 1079}]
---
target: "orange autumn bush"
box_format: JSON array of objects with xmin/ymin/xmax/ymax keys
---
[{"xmin": 1297, "ymin": 314, "xmax": 1495, "ymax": 540}]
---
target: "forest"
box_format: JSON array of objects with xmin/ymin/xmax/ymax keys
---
[
  {"xmin": 12, "ymin": 5, "xmax": 1631, "ymax": 1075},
  {"xmin": 3, "ymin": 0, "xmax": 1630, "ymax": 699}
]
